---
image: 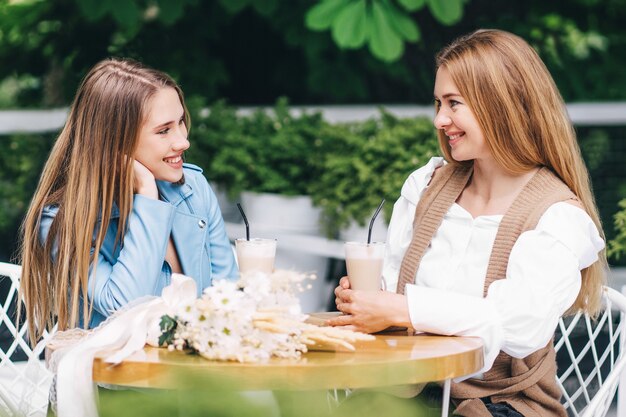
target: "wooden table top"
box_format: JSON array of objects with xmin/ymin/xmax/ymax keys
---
[{"xmin": 92, "ymin": 332, "xmax": 483, "ymax": 391}]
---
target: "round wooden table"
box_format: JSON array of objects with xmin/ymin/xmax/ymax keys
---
[{"xmin": 92, "ymin": 331, "xmax": 483, "ymax": 417}]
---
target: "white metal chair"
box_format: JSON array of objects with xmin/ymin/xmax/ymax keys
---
[
  {"xmin": 555, "ymin": 285, "xmax": 626, "ymax": 417},
  {"xmin": 0, "ymin": 262, "xmax": 56, "ymax": 417},
  {"xmin": 327, "ymin": 285, "xmax": 626, "ymax": 417}
]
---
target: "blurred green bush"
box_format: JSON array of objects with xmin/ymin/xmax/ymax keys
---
[
  {"xmin": 308, "ymin": 110, "xmax": 440, "ymax": 236},
  {"xmin": 1, "ymin": 106, "xmax": 624, "ymax": 264},
  {"xmin": 187, "ymin": 97, "xmax": 341, "ymax": 197},
  {"xmin": 97, "ymin": 371, "xmax": 435, "ymax": 417},
  {"xmin": 609, "ymin": 199, "xmax": 626, "ymax": 260},
  {"xmin": 185, "ymin": 99, "xmax": 439, "ymax": 237},
  {"xmin": 0, "ymin": 133, "xmax": 55, "ymax": 260}
]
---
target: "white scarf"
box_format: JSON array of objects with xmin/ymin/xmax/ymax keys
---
[{"xmin": 51, "ymin": 274, "xmax": 197, "ymax": 417}]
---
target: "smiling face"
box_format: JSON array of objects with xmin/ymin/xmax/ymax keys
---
[
  {"xmin": 134, "ymin": 87, "xmax": 189, "ymax": 183},
  {"xmin": 433, "ymin": 67, "xmax": 491, "ymax": 164}
]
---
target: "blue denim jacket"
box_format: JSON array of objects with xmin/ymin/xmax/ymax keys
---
[{"xmin": 40, "ymin": 163, "xmax": 238, "ymax": 328}]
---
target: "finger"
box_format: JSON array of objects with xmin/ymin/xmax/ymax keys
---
[
  {"xmin": 331, "ymin": 325, "xmax": 357, "ymax": 332},
  {"xmin": 336, "ymin": 302, "xmax": 352, "ymax": 315},
  {"xmin": 339, "ymin": 276, "xmax": 351, "ymax": 289},
  {"xmin": 335, "ymin": 284, "xmax": 352, "ymax": 297},
  {"xmin": 334, "ymin": 285, "xmax": 343, "ymax": 298},
  {"xmin": 327, "ymin": 313, "xmax": 354, "ymax": 327},
  {"xmin": 334, "ymin": 292, "xmax": 350, "ymax": 306},
  {"xmin": 336, "ymin": 302, "xmax": 346, "ymax": 313},
  {"xmin": 335, "ymin": 287, "xmax": 353, "ymax": 303}
]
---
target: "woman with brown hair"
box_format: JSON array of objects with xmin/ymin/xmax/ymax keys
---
[
  {"xmin": 19, "ymin": 58, "xmax": 237, "ymax": 344},
  {"xmin": 331, "ymin": 29, "xmax": 606, "ymax": 416}
]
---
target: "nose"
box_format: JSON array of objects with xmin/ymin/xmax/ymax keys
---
[
  {"xmin": 433, "ymin": 110, "xmax": 452, "ymax": 130},
  {"xmin": 172, "ymin": 124, "xmax": 190, "ymax": 152}
]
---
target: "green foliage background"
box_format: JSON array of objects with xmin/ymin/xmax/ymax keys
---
[
  {"xmin": 2, "ymin": 110, "xmax": 623, "ymax": 262},
  {"xmin": 0, "ymin": 133, "xmax": 55, "ymax": 261},
  {"xmin": 186, "ymin": 99, "xmax": 440, "ymax": 236},
  {"xmin": 1, "ymin": 0, "xmax": 626, "ymax": 261},
  {"xmin": 1, "ymin": 0, "xmax": 625, "ymax": 107},
  {"xmin": 97, "ymin": 374, "xmax": 437, "ymax": 417},
  {"xmin": 308, "ymin": 110, "xmax": 440, "ymax": 235}
]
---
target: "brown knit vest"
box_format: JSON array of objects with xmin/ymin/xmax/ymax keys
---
[{"xmin": 397, "ymin": 163, "xmax": 576, "ymax": 417}]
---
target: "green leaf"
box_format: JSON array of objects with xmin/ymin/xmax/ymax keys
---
[
  {"xmin": 252, "ymin": 0, "xmax": 278, "ymax": 17},
  {"xmin": 397, "ymin": 0, "xmax": 426, "ymax": 12},
  {"xmin": 218, "ymin": 0, "xmax": 251, "ymax": 14},
  {"xmin": 331, "ymin": 0, "xmax": 368, "ymax": 48},
  {"xmin": 426, "ymin": 0, "xmax": 463, "ymax": 25},
  {"xmin": 109, "ymin": 0, "xmax": 141, "ymax": 29},
  {"xmin": 75, "ymin": 0, "xmax": 110, "ymax": 21},
  {"xmin": 156, "ymin": 0, "xmax": 185, "ymax": 26},
  {"xmin": 385, "ymin": 2, "xmax": 420, "ymax": 42},
  {"xmin": 158, "ymin": 315, "xmax": 178, "ymax": 347},
  {"xmin": 305, "ymin": 0, "xmax": 350, "ymax": 31},
  {"xmin": 368, "ymin": 1, "xmax": 403, "ymax": 61}
]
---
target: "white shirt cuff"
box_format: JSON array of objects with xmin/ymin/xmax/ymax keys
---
[{"xmin": 405, "ymin": 283, "xmax": 503, "ymax": 376}]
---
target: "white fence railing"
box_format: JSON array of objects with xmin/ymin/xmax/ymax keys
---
[{"xmin": 2, "ymin": 102, "xmax": 626, "ymax": 134}]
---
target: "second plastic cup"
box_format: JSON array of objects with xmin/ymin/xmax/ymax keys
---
[
  {"xmin": 235, "ymin": 238, "xmax": 277, "ymax": 274},
  {"xmin": 344, "ymin": 241, "xmax": 385, "ymax": 291}
]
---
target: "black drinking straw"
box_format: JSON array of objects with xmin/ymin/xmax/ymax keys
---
[
  {"xmin": 236, "ymin": 203, "xmax": 250, "ymax": 241},
  {"xmin": 368, "ymin": 199, "xmax": 385, "ymax": 244}
]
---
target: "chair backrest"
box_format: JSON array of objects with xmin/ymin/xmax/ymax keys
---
[
  {"xmin": 555, "ymin": 286, "xmax": 626, "ymax": 417},
  {"xmin": 0, "ymin": 261, "xmax": 56, "ymax": 417}
]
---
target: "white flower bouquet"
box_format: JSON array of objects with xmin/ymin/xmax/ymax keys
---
[{"xmin": 158, "ymin": 270, "xmax": 374, "ymax": 362}]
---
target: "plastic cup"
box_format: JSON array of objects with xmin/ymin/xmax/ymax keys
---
[
  {"xmin": 235, "ymin": 238, "xmax": 277, "ymax": 274},
  {"xmin": 344, "ymin": 241, "xmax": 385, "ymax": 291}
]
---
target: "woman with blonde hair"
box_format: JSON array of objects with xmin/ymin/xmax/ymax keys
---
[
  {"xmin": 19, "ymin": 58, "xmax": 237, "ymax": 344},
  {"xmin": 331, "ymin": 29, "xmax": 606, "ymax": 416}
]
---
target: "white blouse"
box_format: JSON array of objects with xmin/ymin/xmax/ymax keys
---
[{"xmin": 382, "ymin": 157, "xmax": 605, "ymax": 377}]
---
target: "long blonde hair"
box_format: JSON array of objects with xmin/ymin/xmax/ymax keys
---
[
  {"xmin": 19, "ymin": 58, "xmax": 189, "ymax": 343},
  {"xmin": 436, "ymin": 29, "xmax": 606, "ymax": 315}
]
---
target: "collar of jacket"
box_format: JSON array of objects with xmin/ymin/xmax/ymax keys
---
[
  {"xmin": 156, "ymin": 178, "xmax": 194, "ymax": 207},
  {"xmin": 103, "ymin": 179, "xmax": 194, "ymax": 221}
]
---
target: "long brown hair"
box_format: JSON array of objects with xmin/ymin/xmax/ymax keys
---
[
  {"xmin": 19, "ymin": 58, "xmax": 189, "ymax": 343},
  {"xmin": 435, "ymin": 29, "xmax": 606, "ymax": 315}
]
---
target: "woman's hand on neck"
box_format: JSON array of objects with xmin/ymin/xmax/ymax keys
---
[
  {"xmin": 458, "ymin": 157, "xmax": 539, "ymax": 217},
  {"xmin": 133, "ymin": 160, "xmax": 159, "ymax": 199}
]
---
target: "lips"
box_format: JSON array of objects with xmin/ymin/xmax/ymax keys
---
[
  {"xmin": 446, "ymin": 132, "xmax": 465, "ymax": 146},
  {"xmin": 163, "ymin": 155, "xmax": 183, "ymax": 168},
  {"xmin": 164, "ymin": 155, "xmax": 181, "ymax": 163}
]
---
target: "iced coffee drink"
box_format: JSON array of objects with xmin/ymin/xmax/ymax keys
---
[
  {"xmin": 344, "ymin": 241, "xmax": 385, "ymax": 291},
  {"xmin": 235, "ymin": 238, "xmax": 277, "ymax": 274}
]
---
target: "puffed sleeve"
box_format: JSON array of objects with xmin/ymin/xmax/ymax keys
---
[
  {"xmin": 382, "ymin": 156, "xmax": 445, "ymax": 292},
  {"xmin": 404, "ymin": 202, "xmax": 605, "ymax": 376},
  {"xmin": 488, "ymin": 202, "xmax": 605, "ymax": 357}
]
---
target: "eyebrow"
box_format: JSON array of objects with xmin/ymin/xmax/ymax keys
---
[
  {"xmin": 152, "ymin": 121, "xmax": 174, "ymax": 131},
  {"xmin": 151, "ymin": 113, "xmax": 185, "ymax": 131},
  {"xmin": 434, "ymin": 93, "xmax": 462, "ymax": 100}
]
